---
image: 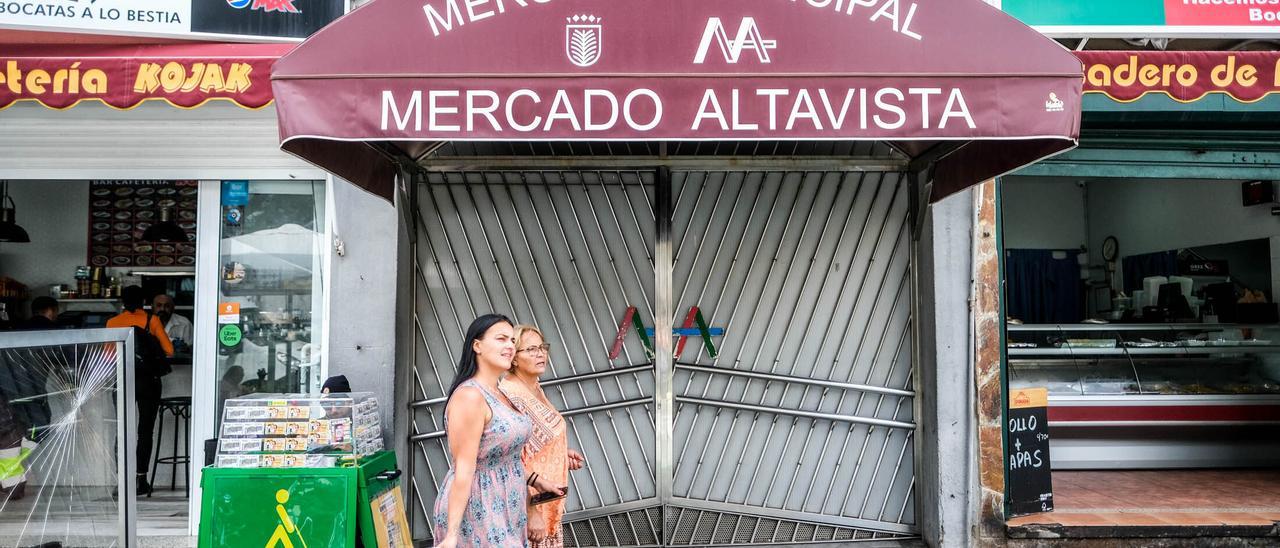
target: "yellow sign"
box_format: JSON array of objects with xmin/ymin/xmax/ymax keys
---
[
  {"xmin": 1010, "ymin": 387, "xmax": 1048, "ymax": 409},
  {"xmin": 369, "ymin": 485, "xmax": 412, "ymax": 548},
  {"xmin": 132, "ymin": 62, "xmax": 254, "ymax": 94},
  {"xmin": 267, "ymin": 489, "xmax": 308, "ymax": 548}
]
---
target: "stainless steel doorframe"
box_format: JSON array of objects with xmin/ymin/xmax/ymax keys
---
[
  {"xmin": 407, "ymin": 168, "xmax": 919, "ymax": 545},
  {"xmin": 654, "ymin": 167, "xmax": 676, "ymax": 513}
]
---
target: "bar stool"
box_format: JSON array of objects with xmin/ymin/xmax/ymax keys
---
[{"xmin": 149, "ymin": 396, "xmax": 191, "ymax": 497}]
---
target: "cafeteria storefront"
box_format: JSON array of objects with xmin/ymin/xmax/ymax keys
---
[
  {"xmin": 268, "ymin": 0, "xmax": 1082, "ymax": 545},
  {"xmin": 0, "ymin": 43, "xmax": 332, "ymax": 539}
]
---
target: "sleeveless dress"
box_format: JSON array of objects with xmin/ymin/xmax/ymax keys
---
[
  {"xmin": 500, "ymin": 377, "xmax": 569, "ymax": 548},
  {"xmin": 432, "ymin": 380, "xmax": 532, "ymax": 547}
]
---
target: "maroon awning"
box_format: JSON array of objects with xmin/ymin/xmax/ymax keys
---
[{"xmin": 272, "ymin": 0, "xmax": 1082, "ymax": 201}]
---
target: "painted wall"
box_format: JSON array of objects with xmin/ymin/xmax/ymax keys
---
[
  {"xmin": 998, "ymin": 178, "xmax": 1087, "ymax": 251},
  {"xmin": 1086, "ymin": 179, "xmax": 1277, "ymax": 259},
  {"xmin": 0, "ymin": 180, "xmax": 90, "ymax": 314},
  {"xmin": 1087, "ymin": 179, "xmax": 1279, "ymax": 298},
  {"xmin": 326, "ymin": 177, "xmax": 399, "ymax": 445},
  {"xmin": 1003, "ymin": 176, "xmax": 1279, "ymax": 300}
]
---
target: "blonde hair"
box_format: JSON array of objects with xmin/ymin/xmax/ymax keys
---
[{"xmin": 510, "ymin": 324, "xmax": 545, "ymax": 371}]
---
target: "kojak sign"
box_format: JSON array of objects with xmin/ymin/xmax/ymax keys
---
[
  {"xmin": 271, "ymin": 0, "xmax": 1083, "ymax": 202},
  {"xmin": 0, "ymin": 44, "xmax": 290, "ymax": 111}
]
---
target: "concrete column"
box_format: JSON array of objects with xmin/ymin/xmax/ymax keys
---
[
  {"xmin": 916, "ymin": 188, "xmax": 978, "ymax": 548},
  {"xmin": 326, "ymin": 178, "xmax": 400, "ymax": 448}
]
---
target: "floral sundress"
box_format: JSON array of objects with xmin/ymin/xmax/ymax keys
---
[{"xmin": 432, "ymin": 380, "xmax": 533, "ymax": 547}]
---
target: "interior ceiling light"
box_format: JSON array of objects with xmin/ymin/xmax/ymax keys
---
[
  {"xmin": 141, "ymin": 207, "xmax": 188, "ymax": 243},
  {"xmin": 0, "ymin": 181, "xmax": 31, "ymax": 244}
]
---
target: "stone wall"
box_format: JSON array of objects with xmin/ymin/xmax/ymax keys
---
[{"xmin": 974, "ymin": 180, "xmax": 1008, "ymax": 544}]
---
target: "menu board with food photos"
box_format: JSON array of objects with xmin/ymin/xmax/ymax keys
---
[{"xmin": 88, "ymin": 180, "xmax": 198, "ymax": 268}]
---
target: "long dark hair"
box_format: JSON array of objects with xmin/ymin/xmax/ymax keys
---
[{"xmin": 446, "ymin": 313, "xmax": 513, "ymax": 399}]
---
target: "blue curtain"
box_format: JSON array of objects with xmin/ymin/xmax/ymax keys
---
[
  {"xmin": 1005, "ymin": 249, "xmax": 1083, "ymax": 324},
  {"xmin": 1122, "ymin": 250, "xmax": 1178, "ymax": 293}
]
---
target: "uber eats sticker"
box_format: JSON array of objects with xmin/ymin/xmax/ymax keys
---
[{"xmin": 219, "ymin": 324, "xmax": 243, "ymax": 347}]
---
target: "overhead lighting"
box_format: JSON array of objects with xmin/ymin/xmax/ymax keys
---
[
  {"xmin": 0, "ymin": 181, "xmax": 31, "ymax": 244},
  {"xmin": 141, "ymin": 207, "xmax": 188, "ymax": 242}
]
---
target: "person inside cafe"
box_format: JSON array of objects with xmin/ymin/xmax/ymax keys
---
[
  {"xmin": 107, "ymin": 285, "xmax": 173, "ymax": 495},
  {"xmin": 152, "ymin": 293, "xmax": 192, "ymax": 352},
  {"xmin": 18, "ymin": 297, "xmax": 58, "ymax": 331}
]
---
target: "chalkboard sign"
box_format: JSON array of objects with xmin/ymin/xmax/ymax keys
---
[{"xmin": 1007, "ymin": 387, "xmax": 1053, "ymax": 516}]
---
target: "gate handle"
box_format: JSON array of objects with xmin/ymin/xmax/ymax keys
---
[{"xmin": 375, "ymin": 469, "xmax": 403, "ymax": 481}]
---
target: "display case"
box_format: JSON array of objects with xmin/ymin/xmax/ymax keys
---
[
  {"xmin": 1007, "ymin": 323, "xmax": 1280, "ymax": 469},
  {"xmin": 214, "ymin": 392, "xmax": 384, "ymax": 469}
]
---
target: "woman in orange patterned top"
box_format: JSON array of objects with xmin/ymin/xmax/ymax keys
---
[{"xmin": 499, "ymin": 325, "xmax": 585, "ymax": 547}]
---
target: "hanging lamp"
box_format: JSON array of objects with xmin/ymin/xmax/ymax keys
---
[
  {"xmin": 0, "ymin": 181, "xmax": 31, "ymax": 243},
  {"xmin": 141, "ymin": 207, "xmax": 187, "ymax": 242}
]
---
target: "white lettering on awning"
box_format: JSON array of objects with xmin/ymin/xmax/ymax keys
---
[{"xmin": 380, "ymin": 86, "xmax": 974, "ymax": 134}]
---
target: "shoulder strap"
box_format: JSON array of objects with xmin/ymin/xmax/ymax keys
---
[
  {"xmin": 448, "ymin": 379, "xmax": 495, "ymax": 426},
  {"xmin": 465, "ymin": 380, "xmax": 499, "ymax": 403}
]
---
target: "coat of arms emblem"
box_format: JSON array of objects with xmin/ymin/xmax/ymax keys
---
[{"xmin": 566, "ymin": 15, "xmax": 603, "ymax": 68}]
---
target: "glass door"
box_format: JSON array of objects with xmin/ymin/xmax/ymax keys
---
[{"xmin": 212, "ymin": 180, "xmax": 326, "ymax": 430}]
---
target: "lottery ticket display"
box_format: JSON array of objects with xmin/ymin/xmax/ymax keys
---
[{"xmin": 215, "ymin": 392, "xmax": 384, "ymax": 468}]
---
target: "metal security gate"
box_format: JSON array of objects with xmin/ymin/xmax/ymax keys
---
[
  {"xmin": 409, "ymin": 171, "xmax": 663, "ymax": 545},
  {"xmin": 666, "ymin": 171, "xmax": 916, "ymax": 544},
  {"xmin": 408, "ymin": 168, "xmax": 917, "ymax": 545}
]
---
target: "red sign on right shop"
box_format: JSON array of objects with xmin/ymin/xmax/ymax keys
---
[
  {"xmin": 1164, "ymin": 0, "xmax": 1280, "ymax": 26},
  {"xmin": 1078, "ymin": 51, "xmax": 1280, "ymax": 103}
]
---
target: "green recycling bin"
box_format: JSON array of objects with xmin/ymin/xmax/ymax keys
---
[{"xmin": 199, "ymin": 450, "xmax": 400, "ymax": 548}]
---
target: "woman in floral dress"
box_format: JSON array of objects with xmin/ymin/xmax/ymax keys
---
[
  {"xmin": 500, "ymin": 325, "xmax": 585, "ymax": 548},
  {"xmin": 433, "ymin": 314, "xmax": 564, "ymax": 548}
]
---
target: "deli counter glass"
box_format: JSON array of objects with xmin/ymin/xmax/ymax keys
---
[{"xmin": 1007, "ymin": 323, "xmax": 1280, "ymax": 469}]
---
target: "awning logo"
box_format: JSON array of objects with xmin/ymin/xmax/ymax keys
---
[
  {"xmin": 1044, "ymin": 92, "xmax": 1065, "ymax": 112},
  {"xmin": 609, "ymin": 306, "xmax": 725, "ymax": 360},
  {"xmin": 1013, "ymin": 391, "xmax": 1031, "ymax": 407},
  {"xmin": 566, "ymin": 15, "xmax": 603, "ymax": 68},
  {"xmin": 694, "ymin": 17, "xmax": 778, "ymax": 64}
]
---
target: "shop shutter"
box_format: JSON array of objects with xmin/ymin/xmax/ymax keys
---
[{"xmin": 0, "ymin": 103, "xmax": 326, "ymax": 181}]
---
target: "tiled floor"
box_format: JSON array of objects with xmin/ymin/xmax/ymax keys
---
[
  {"xmin": 1007, "ymin": 469, "xmax": 1280, "ymax": 527},
  {"xmin": 0, "ymin": 487, "xmax": 190, "ymax": 545}
]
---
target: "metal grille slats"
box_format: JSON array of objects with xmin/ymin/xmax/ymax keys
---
[
  {"xmin": 409, "ymin": 168, "xmax": 917, "ymax": 544},
  {"xmin": 659, "ymin": 507, "xmax": 913, "ymax": 546},
  {"xmin": 669, "ymin": 171, "xmax": 916, "ymax": 534},
  {"xmin": 410, "ymin": 171, "xmax": 659, "ymax": 538}
]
